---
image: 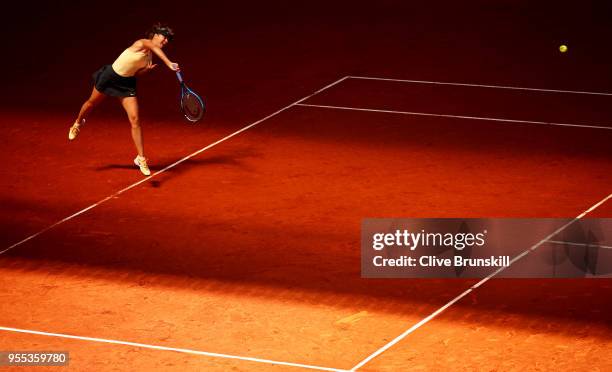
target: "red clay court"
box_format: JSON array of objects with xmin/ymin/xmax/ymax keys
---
[{"xmin": 1, "ymin": 1, "xmax": 611, "ymax": 371}]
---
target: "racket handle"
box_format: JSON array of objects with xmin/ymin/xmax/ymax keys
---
[{"xmin": 176, "ymin": 71, "xmax": 184, "ymax": 83}]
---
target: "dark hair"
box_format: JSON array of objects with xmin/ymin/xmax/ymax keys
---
[{"xmin": 146, "ymin": 22, "xmax": 174, "ymax": 41}]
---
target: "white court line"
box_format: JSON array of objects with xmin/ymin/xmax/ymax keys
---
[
  {"xmin": 347, "ymin": 75, "xmax": 612, "ymax": 96},
  {"xmin": 351, "ymin": 193, "xmax": 612, "ymax": 371},
  {"xmin": 0, "ymin": 76, "xmax": 349, "ymax": 256},
  {"xmin": 295, "ymin": 103, "xmax": 612, "ymax": 131},
  {"xmin": 0, "ymin": 326, "xmax": 348, "ymax": 372},
  {"xmin": 545, "ymin": 240, "xmax": 612, "ymax": 249}
]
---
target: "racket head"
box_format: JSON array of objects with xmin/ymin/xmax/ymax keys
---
[{"xmin": 180, "ymin": 86, "xmax": 205, "ymax": 123}]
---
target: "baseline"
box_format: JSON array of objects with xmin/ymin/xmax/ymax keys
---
[{"xmin": 0, "ymin": 326, "xmax": 347, "ymax": 372}]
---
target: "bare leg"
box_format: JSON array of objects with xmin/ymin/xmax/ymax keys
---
[
  {"xmin": 75, "ymin": 86, "xmax": 106, "ymax": 124},
  {"xmin": 120, "ymin": 96, "xmax": 144, "ymax": 157},
  {"xmin": 69, "ymin": 86, "xmax": 106, "ymax": 140}
]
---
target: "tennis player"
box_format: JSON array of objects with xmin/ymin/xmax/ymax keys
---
[{"xmin": 68, "ymin": 23, "xmax": 180, "ymax": 176}]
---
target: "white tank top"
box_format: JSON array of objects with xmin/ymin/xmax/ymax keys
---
[{"xmin": 111, "ymin": 48, "xmax": 152, "ymax": 77}]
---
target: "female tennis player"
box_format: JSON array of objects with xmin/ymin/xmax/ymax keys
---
[{"xmin": 68, "ymin": 23, "xmax": 180, "ymax": 176}]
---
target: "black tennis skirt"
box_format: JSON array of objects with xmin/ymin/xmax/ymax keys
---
[{"xmin": 92, "ymin": 65, "xmax": 137, "ymax": 97}]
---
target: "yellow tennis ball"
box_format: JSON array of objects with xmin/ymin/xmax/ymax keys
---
[{"xmin": 559, "ymin": 45, "xmax": 568, "ymax": 53}]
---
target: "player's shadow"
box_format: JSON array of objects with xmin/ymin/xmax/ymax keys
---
[
  {"xmin": 95, "ymin": 156, "xmax": 238, "ymax": 172},
  {"xmin": 93, "ymin": 150, "xmax": 259, "ymax": 188},
  {"xmin": 146, "ymin": 155, "xmax": 249, "ymax": 188}
]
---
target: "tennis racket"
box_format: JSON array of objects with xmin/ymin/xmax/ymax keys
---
[{"xmin": 176, "ymin": 70, "xmax": 205, "ymax": 123}]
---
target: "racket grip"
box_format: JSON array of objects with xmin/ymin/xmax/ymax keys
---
[{"xmin": 176, "ymin": 71, "xmax": 184, "ymax": 83}]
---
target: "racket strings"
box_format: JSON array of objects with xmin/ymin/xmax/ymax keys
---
[
  {"xmin": 184, "ymin": 94, "xmax": 202, "ymax": 115},
  {"xmin": 181, "ymin": 90, "xmax": 204, "ymax": 122}
]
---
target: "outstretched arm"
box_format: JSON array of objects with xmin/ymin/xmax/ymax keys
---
[{"xmin": 139, "ymin": 39, "xmax": 180, "ymax": 71}]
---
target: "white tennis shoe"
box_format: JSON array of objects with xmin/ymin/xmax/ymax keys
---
[
  {"xmin": 134, "ymin": 156, "xmax": 151, "ymax": 176},
  {"xmin": 68, "ymin": 119, "xmax": 85, "ymax": 141}
]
